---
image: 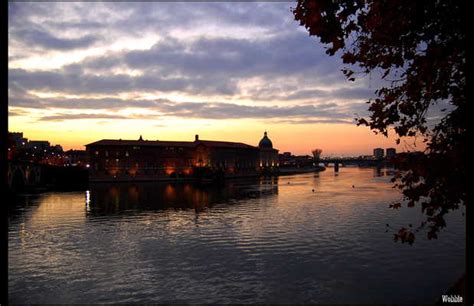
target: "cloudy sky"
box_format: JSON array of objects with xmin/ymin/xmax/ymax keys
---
[{"xmin": 8, "ymin": 2, "xmax": 410, "ymax": 155}]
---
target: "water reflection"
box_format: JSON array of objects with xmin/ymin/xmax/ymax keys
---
[
  {"xmin": 88, "ymin": 176, "xmax": 279, "ymax": 215},
  {"xmin": 8, "ymin": 168, "xmax": 464, "ymax": 304},
  {"xmin": 372, "ymin": 167, "xmax": 397, "ymax": 177}
]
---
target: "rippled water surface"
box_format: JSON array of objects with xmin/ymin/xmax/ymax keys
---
[{"xmin": 9, "ymin": 168, "xmax": 465, "ymax": 304}]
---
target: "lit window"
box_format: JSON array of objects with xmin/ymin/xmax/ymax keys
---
[{"xmin": 125, "ymin": 151, "xmax": 129, "ymax": 157}]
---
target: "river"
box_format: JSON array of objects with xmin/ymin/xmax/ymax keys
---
[{"xmin": 8, "ymin": 167, "xmax": 465, "ymax": 304}]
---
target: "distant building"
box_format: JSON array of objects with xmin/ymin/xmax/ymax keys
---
[
  {"xmin": 7, "ymin": 132, "xmax": 66, "ymax": 165},
  {"xmin": 9, "ymin": 132, "xmax": 28, "ymax": 147},
  {"xmin": 86, "ymin": 132, "xmax": 279, "ymax": 182},
  {"xmin": 53, "ymin": 144, "xmax": 63, "ymax": 152},
  {"xmin": 385, "ymin": 148, "xmax": 397, "ymax": 158},
  {"xmin": 373, "ymin": 148, "xmax": 384, "ymax": 159},
  {"xmin": 258, "ymin": 131, "xmax": 279, "ymax": 171},
  {"xmin": 278, "ymin": 152, "xmax": 313, "ymax": 167},
  {"xmin": 358, "ymin": 155, "xmax": 375, "ymax": 160},
  {"xmin": 65, "ymin": 149, "xmax": 89, "ymax": 167},
  {"xmin": 26, "ymin": 141, "xmax": 50, "ymax": 150}
]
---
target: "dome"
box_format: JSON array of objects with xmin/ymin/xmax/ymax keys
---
[{"xmin": 258, "ymin": 131, "xmax": 273, "ymax": 149}]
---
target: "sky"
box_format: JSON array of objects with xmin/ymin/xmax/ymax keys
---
[{"xmin": 7, "ymin": 2, "xmax": 422, "ymax": 156}]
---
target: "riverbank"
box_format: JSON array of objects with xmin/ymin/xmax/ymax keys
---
[{"xmin": 9, "ymin": 165, "xmax": 327, "ymax": 194}]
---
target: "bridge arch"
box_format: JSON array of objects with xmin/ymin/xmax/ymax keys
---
[{"xmin": 11, "ymin": 168, "xmax": 25, "ymax": 192}]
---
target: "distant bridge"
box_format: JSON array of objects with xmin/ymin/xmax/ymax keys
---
[
  {"xmin": 321, "ymin": 158, "xmax": 393, "ymax": 167},
  {"xmin": 8, "ymin": 161, "xmax": 44, "ymax": 191},
  {"xmin": 8, "ymin": 161, "xmax": 89, "ymax": 192}
]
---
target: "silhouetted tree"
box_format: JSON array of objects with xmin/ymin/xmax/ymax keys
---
[
  {"xmin": 311, "ymin": 148, "xmax": 323, "ymax": 163},
  {"xmin": 294, "ymin": 0, "xmax": 466, "ymax": 244}
]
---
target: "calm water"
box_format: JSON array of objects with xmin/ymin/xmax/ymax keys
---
[{"xmin": 8, "ymin": 167, "xmax": 465, "ymax": 304}]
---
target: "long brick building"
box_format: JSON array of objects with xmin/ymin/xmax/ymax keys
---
[{"xmin": 85, "ymin": 132, "xmax": 278, "ymax": 181}]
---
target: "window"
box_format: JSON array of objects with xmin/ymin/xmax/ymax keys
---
[
  {"xmin": 125, "ymin": 151, "xmax": 129, "ymax": 157},
  {"xmin": 105, "ymin": 151, "xmax": 108, "ymax": 157},
  {"xmin": 95, "ymin": 151, "xmax": 99, "ymax": 155}
]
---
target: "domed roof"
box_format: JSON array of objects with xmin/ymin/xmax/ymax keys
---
[{"xmin": 258, "ymin": 131, "xmax": 273, "ymax": 149}]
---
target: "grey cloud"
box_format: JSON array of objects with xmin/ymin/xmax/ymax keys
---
[
  {"xmin": 38, "ymin": 113, "xmax": 132, "ymax": 121},
  {"xmin": 119, "ymin": 33, "xmax": 341, "ymax": 81},
  {"xmin": 9, "ymin": 94, "xmax": 164, "ymax": 110},
  {"xmin": 9, "ymin": 68, "xmax": 236, "ymax": 96},
  {"xmin": 244, "ymin": 86, "xmax": 375, "ymax": 102},
  {"xmin": 8, "ymin": 109, "xmax": 28, "ymax": 117},
  {"xmin": 11, "ymin": 94, "xmax": 357, "ymax": 122},
  {"xmin": 9, "ymin": 2, "xmax": 294, "ymax": 51},
  {"xmin": 9, "ymin": 2, "xmax": 379, "ymax": 125},
  {"xmin": 9, "ymin": 30, "xmax": 344, "ymax": 98},
  {"xmin": 107, "ymin": 2, "xmax": 295, "ymax": 36},
  {"xmin": 9, "ymin": 1, "xmax": 348, "ymax": 98},
  {"xmin": 285, "ymin": 89, "xmax": 330, "ymax": 100},
  {"xmin": 12, "ymin": 28, "xmax": 99, "ymax": 50},
  {"xmin": 331, "ymin": 87, "xmax": 376, "ymax": 100},
  {"xmin": 45, "ymin": 20, "xmax": 104, "ymax": 31},
  {"xmin": 274, "ymin": 118, "xmax": 355, "ymax": 125},
  {"xmin": 153, "ymin": 101, "xmax": 349, "ymax": 120}
]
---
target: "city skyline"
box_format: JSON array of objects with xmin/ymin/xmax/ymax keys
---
[
  {"xmin": 8, "ymin": 129, "xmax": 400, "ymax": 159},
  {"xmin": 8, "ymin": 2, "xmax": 428, "ymax": 155}
]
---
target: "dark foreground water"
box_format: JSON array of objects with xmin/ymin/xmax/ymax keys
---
[{"xmin": 8, "ymin": 167, "xmax": 465, "ymax": 304}]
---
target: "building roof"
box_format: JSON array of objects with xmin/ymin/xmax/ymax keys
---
[
  {"xmin": 65, "ymin": 149, "xmax": 87, "ymax": 154},
  {"xmin": 85, "ymin": 139, "xmax": 258, "ymax": 149},
  {"xmin": 258, "ymin": 131, "xmax": 273, "ymax": 149},
  {"xmin": 198, "ymin": 140, "xmax": 256, "ymax": 149}
]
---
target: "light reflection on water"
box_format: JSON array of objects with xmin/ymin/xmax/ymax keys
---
[{"xmin": 8, "ymin": 167, "xmax": 465, "ymax": 304}]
